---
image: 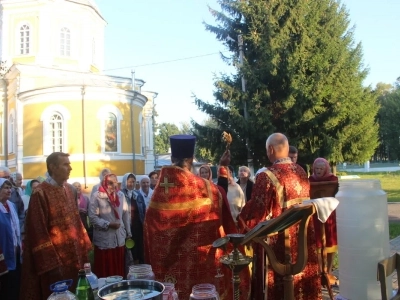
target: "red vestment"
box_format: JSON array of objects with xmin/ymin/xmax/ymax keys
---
[
  {"xmin": 238, "ymin": 161, "xmax": 321, "ymax": 300},
  {"xmin": 309, "ymin": 176, "xmax": 339, "ymax": 252},
  {"xmin": 20, "ymin": 182, "xmax": 92, "ymax": 300},
  {"xmin": 144, "ymin": 166, "xmax": 250, "ymax": 300}
]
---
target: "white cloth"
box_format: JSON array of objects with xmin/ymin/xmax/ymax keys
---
[
  {"xmin": 227, "ymin": 182, "xmax": 246, "ymax": 223},
  {"xmin": 139, "ymin": 188, "xmax": 153, "ymax": 208},
  {"xmin": 303, "ymin": 197, "xmax": 339, "ymax": 223},
  {"xmin": 0, "ymin": 200, "xmax": 21, "ymax": 248}
]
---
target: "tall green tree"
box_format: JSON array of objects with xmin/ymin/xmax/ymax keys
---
[
  {"xmin": 194, "ymin": 0, "xmax": 379, "ymax": 168},
  {"xmin": 376, "ymin": 84, "xmax": 400, "ymax": 161},
  {"xmin": 155, "ymin": 123, "xmax": 181, "ymax": 154}
]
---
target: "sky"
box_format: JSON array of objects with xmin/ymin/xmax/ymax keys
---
[{"xmin": 96, "ymin": 0, "xmax": 400, "ymax": 127}]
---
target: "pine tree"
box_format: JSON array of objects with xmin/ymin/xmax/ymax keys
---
[{"xmin": 193, "ymin": 0, "xmax": 379, "ymax": 167}]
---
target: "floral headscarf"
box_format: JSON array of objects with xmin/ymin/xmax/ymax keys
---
[{"xmin": 98, "ymin": 173, "xmax": 120, "ymax": 219}]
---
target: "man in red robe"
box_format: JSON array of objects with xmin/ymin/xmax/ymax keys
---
[
  {"xmin": 20, "ymin": 152, "xmax": 92, "ymax": 300},
  {"xmin": 144, "ymin": 135, "xmax": 250, "ymax": 300},
  {"xmin": 238, "ymin": 133, "xmax": 321, "ymax": 300}
]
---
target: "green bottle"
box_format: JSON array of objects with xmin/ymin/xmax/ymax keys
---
[{"xmin": 75, "ymin": 269, "xmax": 94, "ymax": 300}]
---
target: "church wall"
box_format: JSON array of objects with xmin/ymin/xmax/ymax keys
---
[{"xmin": 23, "ymin": 159, "xmax": 145, "ymax": 182}]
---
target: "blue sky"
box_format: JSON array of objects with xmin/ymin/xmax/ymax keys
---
[{"xmin": 96, "ymin": 0, "xmax": 400, "ymax": 126}]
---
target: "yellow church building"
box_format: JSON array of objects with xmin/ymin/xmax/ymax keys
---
[{"xmin": 0, "ymin": 0, "xmax": 157, "ymax": 188}]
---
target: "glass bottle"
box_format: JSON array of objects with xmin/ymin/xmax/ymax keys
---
[
  {"xmin": 48, "ymin": 280, "xmax": 77, "ymax": 300},
  {"xmin": 189, "ymin": 284, "xmax": 220, "ymax": 300},
  {"xmin": 127, "ymin": 264, "xmax": 155, "ymax": 280},
  {"xmin": 76, "ymin": 269, "xmax": 94, "ymax": 300},
  {"xmin": 83, "ymin": 263, "xmax": 98, "ymax": 298},
  {"xmin": 162, "ymin": 282, "xmax": 179, "ymax": 300}
]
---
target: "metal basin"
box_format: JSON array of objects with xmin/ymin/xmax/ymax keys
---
[{"xmin": 98, "ymin": 279, "xmax": 164, "ymax": 300}]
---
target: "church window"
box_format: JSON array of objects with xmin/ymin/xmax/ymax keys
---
[
  {"xmin": 97, "ymin": 105, "xmax": 123, "ymax": 154},
  {"xmin": 20, "ymin": 24, "xmax": 30, "ymax": 55},
  {"xmin": 40, "ymin": 105, "xmax": 70, "ymax": 155},
  {"xmin": 60, "ymin": 27, "xmax": 71, "ymax": 56},
  {"xmin": 50, "ymin": 113, "xmax": 63, "ymax": 152}
]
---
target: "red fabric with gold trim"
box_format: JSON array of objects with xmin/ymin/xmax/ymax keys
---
[
  {"xmin": 144, "ymin": 166, "xmax": 250, "ymax": 300},
  {"xmin": 20, "ymin": 182, "xmax": 92, "ymax": 300},
  {"xmin": 238, "ymin": 163, "xmax": 321, "ymax": 300}
]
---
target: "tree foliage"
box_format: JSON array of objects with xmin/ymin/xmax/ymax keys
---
[
  {"xmin": 375, "ymin": 83, "xmax": 400, "ymax": 161},
  {"xmin": 155, "ymin": 123, "xmax": 181, "ymax": 154},
  {"xmin": 193, "ymin": 0, "xmax": 379, "ymax": 167}
]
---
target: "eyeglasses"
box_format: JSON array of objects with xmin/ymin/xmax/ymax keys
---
[{"xmin": 1, "ymin": 186, "xmax": 12, "ymax": 190}]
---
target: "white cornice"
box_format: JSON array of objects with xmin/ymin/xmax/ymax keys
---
[
  {"xmin": 17, "ymin": 85, "xmax": 148, "ymax": 107},
  {"xmin": 22, "ymin": 153, "xmax": 146, "ymax": 164}
]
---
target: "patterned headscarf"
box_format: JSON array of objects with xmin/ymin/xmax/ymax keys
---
[
  {"xmin": 310, "ymin": 157, "xmax": 332, "ymax": 181},
  {"xmin": 98, "ymin": 173, "xmax": 120, "ymax": 219},
  {"xmin": 198, "ymin": 165, "xmax": 212, "ymax": 181}
]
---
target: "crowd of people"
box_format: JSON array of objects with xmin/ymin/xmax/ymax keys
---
[{"xmin": 0, "ymin": 132, "xmax": 339, "ymax": 300}]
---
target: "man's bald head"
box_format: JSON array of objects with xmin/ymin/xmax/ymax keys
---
[{"xmin": 265, "ymin": 133, "xmax": 289, "ymax": 162}]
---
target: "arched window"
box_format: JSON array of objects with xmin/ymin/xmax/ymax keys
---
[
  {"xmin": 60, "ymin": 27, "xmax": 71, "ymax": 56},
  {"xmin": 104, "ymin": 112, "xmax": 117, "ymax": 152},
  {"xmin": 97, "ymin": 105, "xmax": 123, "ymax": 153},
  {"xmin": 8, "ymin": 113, "xmax": 15, "ymax": 154},
  {"xmin": 20, "ymin": 24, "xmax": 30, "ymax": 55},
  {"xmin": 41, "ymin": 105, "xmax": 71, "ymax": 155},
  {"xmin": 50, "ymin": 113, "xmax": 63, "ymax": 152}
]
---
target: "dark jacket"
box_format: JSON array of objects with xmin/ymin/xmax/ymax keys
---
[{"xmin": 236, "ymin": 179, "xmax": 254, "ymax": 202}]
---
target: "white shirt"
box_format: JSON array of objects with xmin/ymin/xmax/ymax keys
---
[{"xmin": 139, "ymin": 188, "xmax": 154, "ymax": 208}]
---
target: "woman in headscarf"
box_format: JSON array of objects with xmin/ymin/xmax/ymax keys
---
[
  {"xmin": 0, "ymin": 178, "xmax": 22, "ymax": 300},
  {"xmin": 236, "ymin": 166, "xmax": 254, "ymax": 202},
  {"xmin": 72, "ymin": 182, "xmax": 92, "ymax": 241},
  {"xmin": 121, "ymin": 173, "xmax": 146, "ymax": 264},
  {"xmin": 10, "ymin": 172, "xmax": 24, "ymax": 197},
  {"xmin": 309, "ymin": 157, "xmax": 339, "ymax": 282},
  {"xmin": 89, "ymin": 174, "xmax": 131, "ymax": 278},
  {"xmin": 21, "ymin": 179, "xmax": 40, "ymax": 214}
]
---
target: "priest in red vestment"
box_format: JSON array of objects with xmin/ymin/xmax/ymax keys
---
[
  {"xmin": 144, "ymin": 135, "xmax": 250, "ymax": 300},
  {"xmin": 20, "ymin": 152, "xmax": 92, "ymax": 300},
  {"xmin": 238, "ymin": 133, "xmax": 321, "ymax": 300}
]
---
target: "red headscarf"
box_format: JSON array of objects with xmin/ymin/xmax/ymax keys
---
[
  {"xmin": 310, "ymin": 157, "xmax": 337, "ymax": 182},
  {"xmin": 98, "ymin": 173, "xmax": 120, "ymax": 219}
]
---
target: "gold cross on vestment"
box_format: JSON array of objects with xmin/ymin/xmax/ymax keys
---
[{"xmin": 160, "ymin": 177, "xmax": 175, "ymax": 194}]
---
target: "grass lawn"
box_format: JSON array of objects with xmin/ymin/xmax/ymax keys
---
[
  {"xmin": 389, "ymin": 223, "xmax": 400, "ymax": 239},
  {"xmin": 341, "ymin": 171, "xmax": 400, "ymax": 202}
]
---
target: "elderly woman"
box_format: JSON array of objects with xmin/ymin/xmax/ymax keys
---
[
  {"xmin": 89, "ymin": 174, "xmax": 131, "ymax": 278},
  {"xmin": 236, "ymin": 166, "xmax": 254, "ymax": 202},
  {"xmin": 121, "ymin": 173, "xmax": 146, "ymax": 264},
  {"xmin": 310, "ymin": 157, "xmax": 339, "ymax": 281},
  {"xmin": 0, "ymin": 178, "xmax": 22, "ymax": 300},
  {"xmin": 73, "ymin": 182, "xmax": 92, "ymax": 240}
]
